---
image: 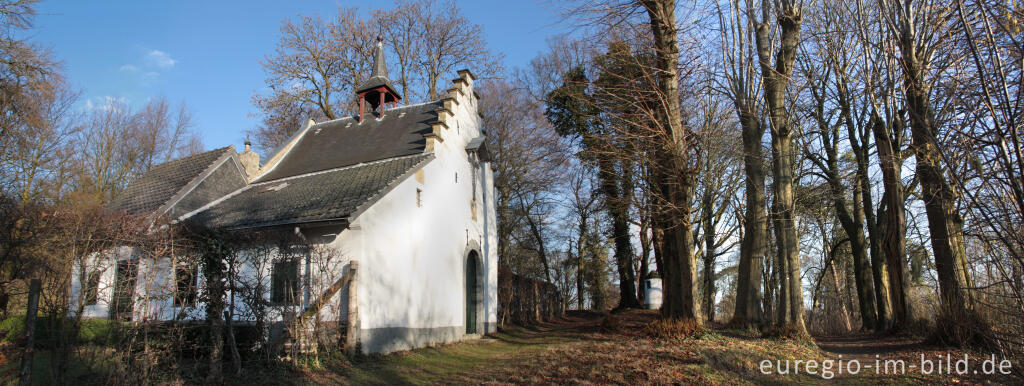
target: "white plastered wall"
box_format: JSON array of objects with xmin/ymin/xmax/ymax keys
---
[{"xmin": 348, "ymin": 70, "xmax": 498, "ymax": 343}]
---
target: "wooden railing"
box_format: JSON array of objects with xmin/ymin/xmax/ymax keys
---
[{"xmin": 269, "ymin": 261, "xmax": 359, "ymax": 356}]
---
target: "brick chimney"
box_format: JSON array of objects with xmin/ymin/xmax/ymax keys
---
[{"xmin": 239, "ymin": 138, "xmax": 260, "ymax": 177}]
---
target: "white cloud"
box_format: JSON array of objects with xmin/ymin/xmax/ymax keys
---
[
  {"xmin": 84, "ymin": 96, "xmax": 129, "ymax": 112},
  {"xmin": 145, "ymin": 50, "xmax": 176, "ymax": 68},
  {"xmin": 119, "ymin": 64, "xmax": 139, "ymax": 72}
]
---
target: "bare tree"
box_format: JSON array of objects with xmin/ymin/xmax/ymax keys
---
[
  {"xmin": 876, "ymin": 0, "xmax": 992, "ymax": 345},
  {"xmin": 250, "ymin": 1, "xmax": 502, "ymax": 152},
  {"xmin": 480, "ymin": 79, "xmax": 569, "ymax": 281},
  {"xmin": 797, "ymin": 18, "xmax": 879, "ymax": 329},
  {"xmin": 0, "ymin": 76, "xmax": 79, "ymax": 203},
  {"xmin": 715, "ymin": 0, "xmax": 769, "ymax": 330},
  {"xmin": 693, "ymin": 95, "xmax": 742, "ymax": 324},
  {"xmin": 566, "ymin": 163, "xmax": 601, "ymax": 309},
  {"xmin": 70, "ymin": 98, "xmax": 202, "ymax": 204},
  {"xmin": 638, "ymin": 0, "xmax": 702, "ymax": 322},
  {"xmin": 749, "ymin": 0, "xmax": 807, "ymax": 335},
  {"xmin": 950, "ymin": 0, "xmax": 1024, "ymax": 355},
  {"xmin": 410, "ymin": 0, "xmax": 504, "ymax": 100},
  {"xmin": 848, "ymin": 0, "xmax": 916, "ymax": 332}
]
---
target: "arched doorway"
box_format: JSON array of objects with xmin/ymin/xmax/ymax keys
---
[{"xmin": 465, "ymin": 251, "xmax": 482, "ymax": 334}]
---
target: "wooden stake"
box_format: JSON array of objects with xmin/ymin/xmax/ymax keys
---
[
  {"xmin": 19, "ymin": 279, "xmax": 41, "ymax": 386},
  {"xmin": 346, "ymin": 261, "xmax": 359, "ymax": 356}
]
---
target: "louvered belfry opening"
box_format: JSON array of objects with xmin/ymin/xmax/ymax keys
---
[{"xmin": 357, "ymin": 36, "xmax": 402, "ymax": 121}]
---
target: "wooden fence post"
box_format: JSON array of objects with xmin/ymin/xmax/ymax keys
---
[
  {"xmin": 345, "ymin": 261, "xmax": 359, "ymax": 356},
  {"xmin": 19, "ymin": 279, "xmax": 41, "ymax": 386}
]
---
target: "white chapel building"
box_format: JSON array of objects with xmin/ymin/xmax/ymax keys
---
[{"xmin": 69, "ymin": 40, "xmax": 498, "ymax": 354}]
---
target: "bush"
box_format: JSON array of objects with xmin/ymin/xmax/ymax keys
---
[
  {"xmin": 643, "ymin": 317, "xmax": 703, "ymax": 339},
  {"xmin": 599, "ymin": 313, "xmax": 621, "ymax": 332}
]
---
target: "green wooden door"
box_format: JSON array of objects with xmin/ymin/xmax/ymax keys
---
[{"xmin": 466, "ymin": 257, "xmax": 478, "ymax": 334}]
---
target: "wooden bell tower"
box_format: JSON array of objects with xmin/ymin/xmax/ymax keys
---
[{"xmin": 356, "ymin": 36, "xmax": 402, "ymax": 121}]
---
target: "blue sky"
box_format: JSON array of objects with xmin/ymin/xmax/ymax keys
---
[{"xmin": 31, "ymin": 0, "xmax": 567, "ymax": 150}]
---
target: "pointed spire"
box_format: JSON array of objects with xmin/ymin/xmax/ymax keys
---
[
  {"xmin": 371, "ymin": 36, "xmax": 388, "ymax": 79},
  {"xmin": 355, "ymin": 36, "xmax": 402, "ymax": 102}
]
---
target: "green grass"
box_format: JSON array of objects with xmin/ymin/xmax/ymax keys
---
[
  {"xmin": 6, "ymin": 311, "xmax": 1012, "ymax": 384},
  {"xmin": 297, "ymin": 329, "xmax": 565, "ymax": 385},
  {"xmin": 0, "ymin": 315, "xmax": 123, "ymax": 346}
]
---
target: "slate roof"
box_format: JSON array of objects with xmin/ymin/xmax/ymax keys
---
[
  {"xmin": 110, "ymin": 147, "xmax": 232, "ymax": 216},
  {"xmin": 357, "ymin": 76, "xmax": 399, "ymax": 98},
  {"xmin": 166, "ymin": 157, "xmax": 248, "ymax": 219},
  {"xmin": 256, "ymin": 101, "xmax": 442, "ymax": 182},
  {"xmin": 187, "ymin": 154, "xmax": 432, "ymax": 230}
]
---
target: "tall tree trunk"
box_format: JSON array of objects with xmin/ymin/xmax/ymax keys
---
[
  {"xmin": 847, "ymin": 182, "xmax": 878, "ymax": 329},
  {"xmin": 813, "ymin": 87, "xmax": 877, "ymax": 330},
  {"xmin": 598, "ymin": 156, "xmax": 640, "ymax": 309},
  {"xmin": 577, "ymin": 212, "xmax": 589, "ymax": 310},
  {"xmin": 839, "ymin": 78, "xmax": 892, "ymax": 331},
  {"xmin": 204, "ymin": 248, "xmax": 227, "ymax": 382},
  {"xmin": 658, "ymin": 181, "xmax": 699, "ymax": 320},
  {"xmin": 770, "ymin": 208, "xmax": 791, "ymax": 325},
  {"xmin": 643, "ymin": 0, "xmax": 702, "ymax": 323},
  {"xmin": 871, "ymin": 112, "xmax": 913, "ymax": 331},
  {"xmin": 754, "ymin": 0, "xmax": 806, "ymax": 334},
  {"xmin": 829, "ymin": 256, "xmax": 853, "ymax": 332},
  {"xmin": 525, "ymin": 214, "xmax": 553, "ymax": 283},
  {"xmin": 905, "ymin": 69, "xmax": 984, "ymax": 339},
  {"xmin": 896, "ymin": 27, "xmax": 988, "ymax": 343},
  {"xmin": 859, "ymin": 158, "xmax": 892, "ymax": 331},
  {"xmin": 730, "ymin": 101, "xmax": 767, "ymax": 329},
  {"xmin": 701, "ymin": 191, "xmax": 716, "ymax": 323},
  {"xmin": 639, "ymin": 212, "xmax": 651, "ymax": 306}
]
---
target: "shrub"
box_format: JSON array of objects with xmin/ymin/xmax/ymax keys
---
[
  {"xmin": 599, "ymin": 313, "xmax": 621, "ymax": 332},
  {"xmin": 643, "ymin": 317, "xmax": 703, "ymax": 339}
]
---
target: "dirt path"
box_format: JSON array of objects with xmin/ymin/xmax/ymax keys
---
[
  {"xmin": 815, "ymin": 332, "xmax": 924, "ymax": 360},
  {"xmin": 814, "ymin": 333, "xmax": 1020, "ymax": 384}
]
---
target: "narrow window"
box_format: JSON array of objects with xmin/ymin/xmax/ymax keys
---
[
  {"xmin": 175, "ymin": 263, "xmax": 198, "ymax": 306},
  {"xmin": 85, "ymin": 270, "xmax": 102, "ymax": 306},
  {"xmin": 112, "ymin": 260, "xmax": 138, "ymax": 321},
  {"xmin": 271, "ymin": 259, "xmax": 299, "ymax": 305},
  {"xmin": 416, "ymin": 188, "xmax": 423, "ymax": 207},
  {"xmin": 455, "ymin": 172, "xmax": 458, "ymax": 183}
]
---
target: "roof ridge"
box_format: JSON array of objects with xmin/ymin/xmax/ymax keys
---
[
  {"xmin": 109, "ymin": 146, "xmax": 234, "ymax": 215},
  {"xmin": 156, "ymin": 147, "xmax": 241, "ymax": 220},
  {"xmin": 310, "ymin": 100, "xmax": 444, "ymax": 126},
  {"xmin": 176, "ymin": 180, "xmax": 256, "ymax": 224},
  {"xmin": 150, "ymin": 146, "xmax": 231, "ymax": 170},
  {"xmin": 252, "ymin": 153, "xmax": 429, "ymax": 186},
  {"xmin": 182, "ymin": 153, "xmax": 434, "ymax": 230}
]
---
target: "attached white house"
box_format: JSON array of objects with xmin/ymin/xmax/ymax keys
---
[{"xmin": 69, "ymin": 41, "xmax": 498, "ymax": 354}]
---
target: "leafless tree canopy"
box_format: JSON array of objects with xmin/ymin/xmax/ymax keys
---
[{"xmin": 248, "ymin": 0, "xmax": 504, "ymax": 154}]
